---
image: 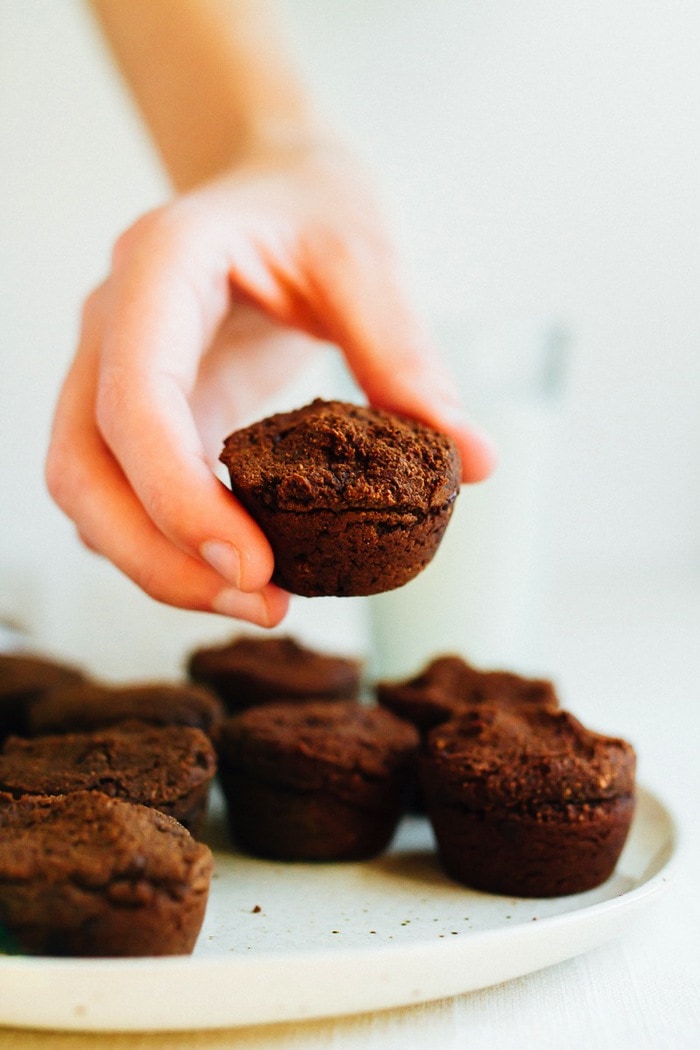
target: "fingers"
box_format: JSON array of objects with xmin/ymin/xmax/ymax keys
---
[
  {"xmin": 95, "ymin": 208, "xmax": 279, "ymax": 595},
  {"xmin": 45, "ymin": 284, "xmax": 289, "ymax": 627},
  {"xmin": 219, "ymin": 162, "xmax": 499, "ymax": 483},
  {"xmin": 296, "ymin": 244, "xmax": 499, "ymax": 483}
]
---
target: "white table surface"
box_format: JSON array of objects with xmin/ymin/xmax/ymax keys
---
[{"xmin": 1, "ymin": 569, "xmax": 698, "ymax": 1050}]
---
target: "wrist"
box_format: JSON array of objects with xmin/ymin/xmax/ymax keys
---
[{"xmin": 230, "ymin": 111, "xmax": 340, "ymax": 169}]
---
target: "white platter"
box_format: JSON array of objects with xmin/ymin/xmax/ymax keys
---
[{"xmin": 0, "ymin": 785, "xmax": 677, "ymax": 1033}]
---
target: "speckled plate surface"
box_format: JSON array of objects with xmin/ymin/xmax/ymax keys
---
[{"xmin": 0, "ymin": 785, "xmax": 677, "ymax": 1032}]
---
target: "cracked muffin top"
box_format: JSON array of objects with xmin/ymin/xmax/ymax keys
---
[
  {"xmin": 422, "ymin": 704, "xmax": 636, "ymax": 810},
  {"xmin": 0, "ymin": 722, "xmax": 216, "ymax": 804},
  {"xmin": 220, "ymin": 399, "xmax": 461, "ymax": 514}
]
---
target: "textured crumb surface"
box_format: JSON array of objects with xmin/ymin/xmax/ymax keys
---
[
  {"xmin": 422, "ymin": 705, "xmax": 636, "ymax": 810},
  {"xmin": 187, "ymin": 634, "xmax": 362, "ymax": 710},
  {"xmin": 0, "ymin": 654, "xmax": 86, "ymax": 700},
  {"xmin": 0, "ymin": 791, "xmax": 212, "ymax": 956},
  {"xmin": 218, "ymin": 701, "xmax": 419, "ymax": 803},
  {"xmin": 27, "ymin": 680, "xmax": 224, "ymax": 737},
  {"xmin": 221, "ymin": 399, "xmax": 460, "ymax": 513},
  {"xmin": 0, "ymin": 723, "xmax": 217, "ymax": 834},
  {"xmin": 220, "ymin": 400, "xmax": 461, "ymax": 596},
  {"xmin": 0, "ymin": 653, "xmax": 87, "ymax": 740},
  {"xmin": 378, "ymin": 655, "xmax": 559, "ymax": 732}
]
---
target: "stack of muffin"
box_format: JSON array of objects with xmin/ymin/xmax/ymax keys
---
[
  {"xmin": 189, "ymin": 635, "xmax": 419, "ymax": 862},
  {"xmin": 0, "ymin": 653, "xmax": 220, "ymax": 957},
  {"xmin": 188, "ymin": 634, "xmax": 637, "ymax": 898},
  {"xmin": 0, "ymin": 629, "xmax": 636, "ymax": 959}
]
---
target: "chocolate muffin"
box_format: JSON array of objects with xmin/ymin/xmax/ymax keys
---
[
  {"xmin": 0, "ymin": 723, "xmax": 217, "ymax": 836},
  {"xmin": 0, "ymin": 653, "xmax": 87, "ymax": 741},
  {"xmin": 420, "ymin": 704, "xmax": 636, "ymax": 897},
  {"xmin": 27, "ymin": 680, "xmax": 224, "ymax": 738},
  {"xmin": 0, "ymin": 791, "xmax": 212, "ymax": 956},
  {"xmin": 187, "ymin": 634, "xmax": 362, "ymax": 713},
  {"xmin": 220, "ymin": 399, "xmax": 461, "ymax": 596},
  {"xmin": 377, "ymin": 655, "xmax": 558, "ymax": 734},
  {"xmin": 216, "ymin": 701, "xmax": 419, "ymax": 861}
]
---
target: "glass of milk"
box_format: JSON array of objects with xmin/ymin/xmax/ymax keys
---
[{"xmin": 368, "ymin": 318, "xmax": 569, "ymax": 681}]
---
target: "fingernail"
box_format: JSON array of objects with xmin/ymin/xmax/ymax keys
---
[
  {"xmin": 200, "ymin": 540, "xmax": 241, "ymax": 587},
  {"xmin": 432, "ymin": 403, "xmax": 499, "ymax": 478},
  {"xmin": 434, "ymin": 399, "xmax": 496, "ymax": 446}
]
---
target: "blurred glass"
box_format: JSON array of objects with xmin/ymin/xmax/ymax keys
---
[{"xmin": 369, "ymin": 318, "xmax": 569, "ymax": 680}]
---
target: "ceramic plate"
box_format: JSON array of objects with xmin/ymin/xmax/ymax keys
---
[{"xmin": 0, "ymin": 785, "xmax": 677, "ymax": 1032}]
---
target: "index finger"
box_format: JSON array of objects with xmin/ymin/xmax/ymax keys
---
[{"xmin": 96, "ymin": 206, "xmax": 277, "ymax": 594}]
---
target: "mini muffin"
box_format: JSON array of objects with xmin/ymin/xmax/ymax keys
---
[
  {"xmin": 216, "ymin": 701, "xmax": 419, "ymax": 861},
  {"xmin": 420, "ymin": 704, "xmax": 636, "ymax": 897},
  {"xmin": 187, "ymin": 634, "xmax": 362, "ymax": 713},
  {"xmin": 220, "ymin": 399, "xmax": 461, "ymax": 597},
  {"xmin": 0, "ymin": 653, "xmax": 87, "ymax": 741},
  {"xmin": 377, "ymin": 655, "xmax": 558, "ymax": 734},
  {"xmin": 27, "ymin": 680, "xmax": 224, "ymax": 739},
  {"xmin": 0, "ymin": 791, "xmax": 212, "ymax": 956},
  {"xmin": 0, "ymin": 723, "xmax": 217, "ymax": 836}
]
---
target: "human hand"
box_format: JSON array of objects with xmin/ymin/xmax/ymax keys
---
[{"xmin": 46, "ymin": 141, "xmax": 496, "ymax": 625}]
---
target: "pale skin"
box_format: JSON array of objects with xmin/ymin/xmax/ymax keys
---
[{"xmin": 45, "ymin": 0, "xmax": 497, "ymax": 628}]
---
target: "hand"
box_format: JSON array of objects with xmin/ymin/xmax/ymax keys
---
[{"xmin": 46, "ymin": 141, "xmax": 496, "ymax": 625}]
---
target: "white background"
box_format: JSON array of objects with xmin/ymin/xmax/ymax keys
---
[
  {"xmin": 0, "ymin": 6, "xmax": 698, "ymax": 1045},
  {"xmin": 1, "ymin": 0, "xmax": 699, "ymax": 679}
]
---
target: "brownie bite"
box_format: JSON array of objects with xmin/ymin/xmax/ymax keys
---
[
  {"xmin": 377, "ymin": 655, "xmax": 558, "ymax": 734},
  {"xmin": 0, "ymin": 791, "xmax": 212, "ymax": 956},
  {"xmin": 27, "ymin": 680, "xmax": 224, "ymax": 739},
  {"xmin": 0, "ymin": 653, "xmax": 87, "ymax": 741},
  {"xmin": 220, "ymin": 399, "xmax": 461, "ymax": 596},
  {"xmin": 0, "ymin": 723, "xmax": 217, "ymax": 837},
  {"xmin": 216, "ymin": 701, "xmax": 419, "ymax": 861},
  {"xmin": 420, "ymin": 704, "xmax": 636, "ymax": 897},
  {"xmin": 187, "ymin": 634, "xmax": 362, "ymax": 713}
]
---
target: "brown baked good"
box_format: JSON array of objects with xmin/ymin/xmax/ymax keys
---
[
  {"xmin": 216, "ymin": 700, "xmax": 419, "ymax": 861},
  {"xmin": 377, "ymin": 656, "xmax": 558, "ymax": 814},
  {"xmin": 420, "ymin": 704, "xmax": 636, "ymax": 897},
  {"xmin": 27, "ymin": 680, "xmax": 224, "ymax": 738},
  {"xmin": 220, "ymin": 399, "xmax": 461, "ymax": 596},
  {"xmin": 0, "ymin": 653, "xmax": 87, "ymax": 741},
  {"xmin": 377, "ymin": 655, "xmax": 558, "ymax": 733},
  {"xmin": 0, "ymin": 723, "xmax": 217, "ymax": 836},
  {"xmin": 0, "ymin": 791, "xmax": 212, "ymax": 956},
  {"xmin": 187, "ymin": 634, "xmax": 362, "ymax": 713}
]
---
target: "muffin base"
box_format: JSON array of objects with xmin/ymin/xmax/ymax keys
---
[
  {"xmin": 427, "ymin": 796, "xmax": 636, "ymax": 897},
  {"xmin": 6, "ymin": 872, "xmax": 212, "ymax": 958},
  {"xmin": 244, "ymin": 505, "xmax": 456, "ymax": 597},
  {"xmin": 220, "ymin": 771, "xmax": 404, "ymax": 861}
]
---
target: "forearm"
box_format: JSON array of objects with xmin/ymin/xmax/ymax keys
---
[{"xmin": 88, "ymin": 0, "xmax": 320, "ymax": 191}]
